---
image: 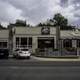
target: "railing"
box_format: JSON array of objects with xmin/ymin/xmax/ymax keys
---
[{"xmin": 35, "ymin": 48, "xmax": 78, "ymax": 57}]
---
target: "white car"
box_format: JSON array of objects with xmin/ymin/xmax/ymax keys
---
[{"xmin": 13, "ymin": 48, "xmax": 31, "ymax": 59}]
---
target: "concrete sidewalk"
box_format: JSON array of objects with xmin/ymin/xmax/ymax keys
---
[
  {"xmin": 32, "ymin": 56, "xmax": 80, "ymax": 61},
  {"xmin": 9, "ymin": 55, "xmax": 80, "ymax": 61}
]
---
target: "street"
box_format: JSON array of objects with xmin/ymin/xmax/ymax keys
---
[{"xmin": 0, "ymin": 57, "xmax": 80, "ymax": 80}]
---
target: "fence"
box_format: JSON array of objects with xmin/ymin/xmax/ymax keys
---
[{"xmin": 35, "ymin": 48, "xmax": 79, "ymax": 57}]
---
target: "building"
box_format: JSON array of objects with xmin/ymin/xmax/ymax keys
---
[
  {"xmin": 0, "ymin": 29, "xmax": 9, "ymax": 49},
  {"xmin": 12, "ymin": 26, "xmax": 56, "ymax": 53},
  {"xmin": 0, "ymin": 26, "xmax": 80, "ymax": 55},
  {"xmin": 11, "ymin": 26, "xmax": 80, "ymax": 53}
]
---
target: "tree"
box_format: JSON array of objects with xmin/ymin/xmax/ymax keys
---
[
  {"xmin": 15, "ymin": 19, "xmax": 26, "ymax": 26},
  {"xmin": 49, "ymin": 13, "xmax": 64, "ymax": 50},
  {"xmin": 49, "ymin": 13, "xmax": 68, "ymax": 29},
  {"xmin": 37, "ymin": 13, "xmax": 75, "ymax": 30},
  {"xmin": 8, "ymin": 19, "xmax": 32, "ymax": 27}
]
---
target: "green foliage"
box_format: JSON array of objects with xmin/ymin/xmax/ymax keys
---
[
  {"xmin": 64, "ymin": 47, "xmax": 77, "ymax": 52},
  {"xmin": 15, "ymin": 19, "xmax": 26, "ymax": 26},
  {"xmin": 8, "ymin": 19, "xmax": 32, "ymax": 27},
  {"xmin": 37, "ymin": 13, "xmax": 75, "ymax": 30},
  {"xmin": 53, "ymin": 13, "xmax": 68, "ymax": 27}
]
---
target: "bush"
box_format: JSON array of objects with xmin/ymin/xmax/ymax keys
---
[
  {"xmin": 65, "ymin": 47, "xmax": 76, "ymax": 52},
  {"xmin": 53, "ymin": 49, "xmax": 58, "ymax": 51}
]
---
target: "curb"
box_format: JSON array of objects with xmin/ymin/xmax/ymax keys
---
[{"xmin": 32, "ymin": 56, "xmax": 80, "ymax": 61}]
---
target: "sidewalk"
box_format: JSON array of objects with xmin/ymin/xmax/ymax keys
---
[{"xmin": 32, "ymin": 56, "xmax": 80, "ymax": 61}]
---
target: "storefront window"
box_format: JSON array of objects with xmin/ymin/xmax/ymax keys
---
[
  {"xmin": 77, "ymin": 39, "xmax": 80, "ymax": 47},
  {"xmin": 0, "ymin": 42, "xmax": 7, "ymax": 48},
  {"xmin": 63, "ymin": 39, "xmax": 72, "ymax": 48},
  {"xmin": 29, "ymin": 37, "xmax": 32, "ymax": 45},
  {"xmin": 3, "ymin": 42, "xmax": 7, "ymax": 47},
  {"xmin": 16, "ymin": 37, "xmax": 19, "ymax": 45},
  {"xmin": 21, "ymin": 37, "xmax": 27, "ymax": 47},
  {"xmin": 16, "ymin": 37, "xmax": 32, "ymax": 48}
]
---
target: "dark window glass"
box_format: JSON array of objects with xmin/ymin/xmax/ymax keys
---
[
  {"xmin": 0, "ymin": 42, "xmax": 2, "ymax": 47},
  {"xmin": 77, "ymin": 39, "xmax": 80, "ymax": 47},
  {"xmin": 63, "ymin": 39, "xmax": 72, "ymax": 48},
  {"xmin": 29, "ymin": 37, "xmax": 32, "ymax": 45},
  {"xmin": 3, "ymin": 42, "xmax": 7, "ymax": 47},
  {"xmin": 21, "ymin": 49, "xmax": 28, "ymax": 51},
  {"xmin": 21, "ymin": 37, "xmax": 27, "ymax": 46},
  {"xmin": 16, "ymin": 37, "xmax": 19, "ymax": 45},
  {"xmin": 0, "ymin": 42, "xmax": 7, "ymax": 48}
]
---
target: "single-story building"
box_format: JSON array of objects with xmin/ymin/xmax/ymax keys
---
[
  {"xmin": 12, "ymin": 26, "xmax": 56, "ymax": 53},
  {"xmin": 11, "ymin": 26, "xmax": 80, "ymax": 54},
  {"xmin": 0, "ymin": 26, "xmax": 80, "ymax": 55}
]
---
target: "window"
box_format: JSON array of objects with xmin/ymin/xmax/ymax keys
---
[
  {"xmin": 0, "ymin": 42, "xmax": 2, "ymax": 48},
  {"xmin": 29, "ymin": 37, "xmax": 32, "ymax": 46},
  {"xmin": 16, "ymin": 37, "xmax": 19, "ymax": 45},
  {"xmin": 3, "ymin": 42, "xmax": 7, "ymax": 47},
  {"xmin": 21, "ymin": 38, "xmax": 27, "ymax": 47},
  {"xmin": 77, "ymin": 39, "xmax": 80, "ymax": 47},
  {"xmin": 16, "ymin": 37, "xmax": 32, "ymax": 48},
  {"xmin": 0, "ymin": 42, "xmax": 7, "ymax": 48},
  {"xmin": 63, "ymin": 39, "xmax": 72, "ymax": 48}
]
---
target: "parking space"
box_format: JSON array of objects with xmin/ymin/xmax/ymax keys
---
[{"xmin": 0, "ymin": 55, "xmax": 40, "ymax": 62}]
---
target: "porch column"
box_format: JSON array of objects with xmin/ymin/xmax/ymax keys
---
[
  {"xmin": 19, "ymin": 37, "xmax": 21, "ymax": 48},
  {"xmin": 54, "ymin": 36, "xmax": 57, "ymax": 49},
  {"xmin": 27, "ymin": 37, "xmax": 29, "ymax": 48},
  {"xmin": 60, "ymin": 39, "xmax": 63, "ymax": 49},
  {"xmin": 72, "ymin": 40, "xmax": 77, "ymax": 48},
  {"xmin": 32, "ymin": 36, "xmax": 38, "ymax": 53},
  {"xmin": 13, "ymin": 35, "xmax": 16, "ymax": 51}
]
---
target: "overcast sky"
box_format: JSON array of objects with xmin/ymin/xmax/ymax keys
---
[{"xmin": 0, "ymin": 0, "xmax": 80, "ymax": 27}]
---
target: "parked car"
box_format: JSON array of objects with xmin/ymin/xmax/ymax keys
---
[
  {"xmin": 0, "ymin": 49, "xmax": 9, "ymax": 59},
  {"xmin": 13, "ymin": 48, "xmax": 31, "ymax": 59},
  {"xmin": 13, "ymin": 49, "xmax": 19, "ymax": 58}
]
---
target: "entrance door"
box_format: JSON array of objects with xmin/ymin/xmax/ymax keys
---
[{"xmin": 38, "ymin": 37, "xmax": 54, "ymax": 49}]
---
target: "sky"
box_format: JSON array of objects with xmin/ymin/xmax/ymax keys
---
[{"xmin": 0, "ymin": 0, "xmax": 80, "ymax": 27}]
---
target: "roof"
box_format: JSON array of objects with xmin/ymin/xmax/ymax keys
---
[
  {"xmin": 61, "ymin": 30, "xmax": 80, "ymax": 39},
  {"xmin": 60, "ymin": 30, "xmax": 73, "ymax": 39}
]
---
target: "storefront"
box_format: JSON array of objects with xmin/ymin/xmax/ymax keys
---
[
  {"xmin": 38, "ymin": 37, "xmax": 54, "ymax": 49},
  {"xmin": 12, "ymin": 26, "xmax": 56, "ymax": 53},
  {"xmin": 0, "ymin": 26, "xmax": 80, "ymax": 56},
  {"xmin": 10, "ymin": 26, "xmax": 80, "ymax": 55}
]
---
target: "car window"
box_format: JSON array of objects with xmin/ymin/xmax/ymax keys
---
[
  {"xmin": 21, "ymin": 49, "xmax": 28, "ymax": 51},
  {"xmin": 15, "ymin": 49, "xmax": 19, "ymax": 51}
]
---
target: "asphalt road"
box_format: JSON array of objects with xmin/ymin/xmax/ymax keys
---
[{"xmin": 0, "ymin": 58, "xmax": 80, "ymax": 80}]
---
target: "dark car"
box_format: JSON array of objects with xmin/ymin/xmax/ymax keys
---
[{"xmin": 0, "ymin": 49, "xmax": 9, "ymax": 59}]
